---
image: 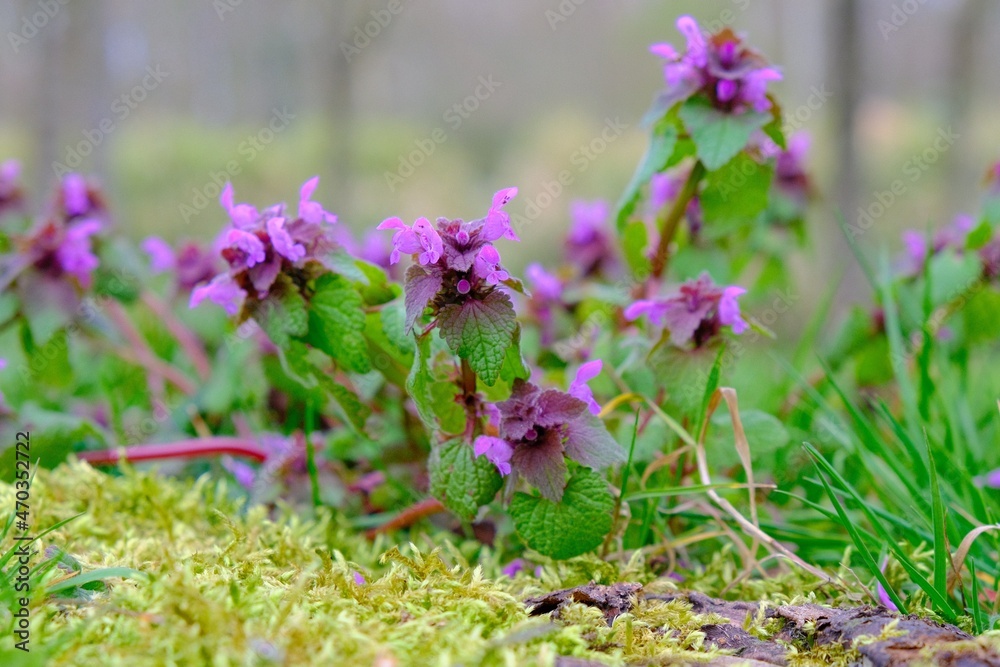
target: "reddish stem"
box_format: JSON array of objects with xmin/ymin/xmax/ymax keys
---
[
  {"xmin": 77, "ymin": 437, "xmax": 268, "ymax": 466},
  {"xmin": 104, "ymin": 300, "xmax": 197, "ymax": 395},
  {"xmin": 364, "ymin": 498, "xmax": 446, "ymax": 539}
]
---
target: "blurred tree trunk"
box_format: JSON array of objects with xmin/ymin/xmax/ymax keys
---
[
  {"xmin": 829, "ymin": 0, "xmax": 861, "ymax": 229},
  {"xmin": 945, "ymin": 0, "xmax": 988, "ymax": 211}
]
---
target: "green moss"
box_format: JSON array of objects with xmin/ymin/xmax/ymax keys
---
[{"xmin": 0, "ymin": 462, "xmax": 982, "ymax": 666}]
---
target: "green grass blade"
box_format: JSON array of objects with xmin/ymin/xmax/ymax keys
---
[
  {"xmin": 807, "ymin": 445, "xmax": 907, "ymax": 612},
  {"xmin": 45, "ymin": 567, "xmax": 146, "ymax": 595},
  {"xmin": 926, "ymin": 434, "xmax": 948, "ymax": 599}
]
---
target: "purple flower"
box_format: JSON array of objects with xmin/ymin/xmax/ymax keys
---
[
  {"xmin": 473, "ymin": 246, "xmax": 509, "ymax": 285},
  {"xmin": 877, "ymin": 558, "xmax": 900, "ymax": 612},
  {"xmin": 353, "ymin": 571, "xmax": 367, "ymax": 586},
  {"xmin": 899, "ymin": 216, "xmax": 973, "ymax": 277},
  {"xmin": 566, "ymin": 199, "xmax": 615, "ymax": 276},
  {"xmin": 719, "ymin": 286, "xmax": 749, "ymax": 334},
  {"xmin": 502, "ymin": 559, "xmax": 526, "ymax": 578},
  {"xmin": 143, "ymin": 236, "xmax": 176, "ymax": 273},
  {"xmin": 222, "ymin": 457, "xmax": 257, "ymax": 489},
  {"xmin": 473, "ymin": 436, "xmax": 513, "ymax": 476},
  {"xmin": 190, "ymin": 274, "xmax": 246, "ymax": 316},
  {"xmin": 62, "ymin": 174, "xmax": 89, "ymax": 217},
  {"xmin": 481, "ymin": 187, "xmax": 519, "ymax": 242},
  {"xmin": 625, "ymin": 273, "xmax": 749, "ymax": 347},
  {"xmin": 54, "ymin": 173, "xmax": 107, "ymax": 224},
  {"xmin": 220, "ymin": 183, "xmax": 259, "ymax": 230},
  {"xmin": 0, "ymin": 159, "xmax": 24, "ymax": 217},
  {"xmin": 476, "ymin": 379, "xmax": 624, "ymax": 501},
  {"xmin": 568, "ymin": 360, "xmax": 603, "ymax": 415},
  {"xmin": 525, "ymin": 263, "xmax": 562, "ymax": 301},
  {"xmin": 381, "ymin": 189, "xmax": 522, "ymax": 332},
  {"xmin": 979, "ymin": 468, "xmax": 1000, "ymax": 489},
  {"xmin": 298, "ymin": 176, "xmax": 337, "ymax": 225},
  {"xmin": 651, "ymin": 16, "xmax": 781, "ymax": 114},
  {"xmin": 16, "ymin": 217, "xmax": 103, "ymax": 288},
  {"xmin": 191, "ymin": 178, "xmax": 340, "ymax": 315},
  {"xmin": 773, "ymin": 133, "xmax": 812, "ymax": 208},
  {"xmin": 377, "ymin": 216, "xmax": 444, "ymax": 265}
]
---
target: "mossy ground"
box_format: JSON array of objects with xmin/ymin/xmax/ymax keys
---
[{"xmin": 1, "ymin": 462, "xmax": 996, "ymax": 666}]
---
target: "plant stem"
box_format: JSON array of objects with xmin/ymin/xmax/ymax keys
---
[
  {"xmin": 141, "ymin": 291, "xmax": 212, "ymax": 381},
  {"xmin": 460, "ymin": 358, "xmax": 479, "ymax": 439},
  {"xmin": 76, "ymin": 437, "xmax": 268, "ymax": 466},
  {"xmin": 649, "ymin": 161, "xmax": 706, "ymax": 281},
  {"xmin": 364, "ymin": 498, "xmax": 445, "ymax": 539},
  {"xmin": 460, "ymin": 358, "xmax": 477, "ymax": 396},
  {"xmin": 304, "ymin": 400, "xmax": 322, "ymax": 507}
]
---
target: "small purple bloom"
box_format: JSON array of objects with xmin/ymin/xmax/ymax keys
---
[
  {"xmin": 877, "ymin": 558, "xmax": 900, "ymax": 612},
  {"xmin": 481, "ymin": 187, "xmax": 519, "ymax": 242},
  {"xmin": 222, "ymin": 457, "xmax": 257, "ymax": 489},
  {"xmin": 266, "ymin": 217, "xmax": 306, "ymax": 262},
  {"xmin": 142, "ymin": 236, "xmax": 176, "ymax": 273},
  {"xmin": 353, "ymin": 571, "xmax": 366, "ymax": 586},
  {"xmin": 568, "ymin": 360, "xmax": 603, "ymax": 415},
  {"xmin": 220, "ymin": 183, "xmax": 259, "ymax": 229},
  {"xmin": 473, "ymin": 245, "xmax": 509, "ymax": 285},
  {"xmin": 980, "ymin": 468, "xmax": 1000, "ymax": 489},
  {"xmin": 502, "ymin": 559, "xmax": 526, "ymax": 578},
  {"xmin": 298, "ymin": 176, "xmax": 337, "ymax": 225},
  {"xmin": 56, "ymin": 219, "xmax": 102, "ymax": 286},
  {"xmin": 567, "ymin": 199, "xmax": 615, "ymax": 275},
  {"xmin": 473, "ymin": 436, "xmax": 513, "ymax": 476},
  {"xmin": 0, "ymin": 160, "xmax": 23, "ymax": 216},
  {"xmin": 225, "ymin": 229, "xmax": 266, "ymax": 267},
  {"xmin": 190, "ymin": 274, "xmax": 246, "ymax": 316},
  {"xmin": 378, "ymin": 216, "xmax": 443, "ymax": 265},
  {"xmin": 718, "ymin": 286, "xmax": 749, "ymax": 334},
  {"xmin": 651, "ymin": 16, "xmax": 780, "ymax": 114},
  {"xmin": 625, "ymin": 273, "xmax": 748, "ymax": 347},
  {"xmin": 525, "ymin": 263, "xmax": 562, "ymax": 301},
  {"xmin": 62, "ymin": 174, "xmax": 90, "ymax": 217}
]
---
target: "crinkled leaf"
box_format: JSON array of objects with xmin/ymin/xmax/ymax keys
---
[
  {"xmin": 252, "ymin": 277, "xmax": 309, "ymax": 350},
  {"xmin": 429, "ymin": 438, "xmax": 503, "ymax": 520},
  {"xmin": 437, "ymin": 290, "xmax": 516, "ymax": 386},
  {"xmin": 564, "ymin": 412, "xmax": 626, "ymax": 471},
  {"xmin": 615, "ymin": 123, "xmax": 678, "ymax": 231},
  {"xmin": 275, "ymin": 339, "xmax": 320, "ymax": 391},
  {"xmin": 307, "ymin": 274, "xmax": 370, "ymax": 373},
  {"xmin": 510, "ymin": 466, "xmax": 615, "ymax": 559},
  {"xmin": 429, "ymin": 382, "xmax": 466, "ymax": 435},
  {"xmin": 501, "ymin": 276, "xmax": 529, "ymax": 297},
  {"xmin": 700, "ymin": 153, "xmax": 774, "ymax": 226},
  {"xmin": 679, "ymin": 98, "xmax": 769, "ymax": 171},
  {"xmin": 404, "ymin": 264, "xmax": 443, "ymax": 333},
  {"xmin": 353, "ymin": 259, "xmax": 398, "ymax": 306},
  {"xmin": 511, "ymin": 429, "xmax": 568, "ymax": 502},
  {"xmin": 379, "ymin": 300, "xmax": 415, "ymax": 356},
  {"xmin": 406, "ymin": 335, "xmax": 438, "ymax": 429},
  {"xmin": 499, "ymin": 324, "xmax": 530, "ymax": 384},
  {"xmin": 314, "ymin": 372, "xmax": 370, "ymax": 433}
]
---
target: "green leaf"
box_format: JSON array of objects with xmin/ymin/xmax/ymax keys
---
[
  {"xmin": 615, "ymin": 123, "xmax": 678, "ymax": 231},
  {"xmin": 621, "ymin": 220, "xmax": 651, "ymax": 277},
  {"xmin": 273, "ymin": 339, "xmax": 320, "ymax": 391},
  {"xmin": 437, "ymin": 290, "xmax": 517, "ymax": 386},
  {"xmin": 378, "ymin": 301, "xmax": 415, "ymax": 356},
  {"xmin": 407, "ymin": 335, "xmax": 438, "ymax": 429},
  {"xmin": 498, "ymin": 324, "xmax": 530, "ymax": 385},
  {"xmin": 314, "ymin": 372, "xmax": 371, "ymax": 433},
  {"xmin": 46, "ymin": 567, "xmax": 146, "ymax": 596},
  {"xmin": 353, "ymin": 259, "xmax": 398, "ymax": 306},
  {"xmin": 707, "ymin": 409, "xmax": 789, "ymax": 467},
  {"xmin": 251, "ymin": 276, "xmax": 309, "ymax": 350},
  {"xmin": 428, "ymin": 439, "xmax": 503, "ymax": 520},
  {"xmin": 1, "ymin": 406, "xmax": 105, "ymax": 481},
  {"xmin": 307, "ymin": 274, "xmax": 371, "ymax": 374},
  {"xmin": 510, "ymin": 466, "xmax": 615, "ymax": 560},
  {"xmin": 700, "ymin": 153, "xmax": 774, "ymax": 226},
  {"xmin": 965, "ymin": 219, "xmax": 992, "ymax": 250},
  {"xmin": 963, "ymin": 288, "xmax": 1000, "ymax": 344},
  {"xmin": 678, "ymin": 98, "xmax": 769, "ymax": 171}
]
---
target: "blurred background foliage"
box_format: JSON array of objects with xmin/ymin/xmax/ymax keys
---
[{"xmin": 2, "ymin": 0, "xmax": 999, "ymax": 345}]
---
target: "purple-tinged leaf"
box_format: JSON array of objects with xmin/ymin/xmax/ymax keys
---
[
  {"xmin": 510, "ymin": 429, "xmax": 568, "ymax": 503},
  {"xmin": 403, "ymin": 263, "xmax": 443, "ymax": 333},
  {"xmin": 437, "ymin": 289, "xmax": 516, "ymax": 386}
]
